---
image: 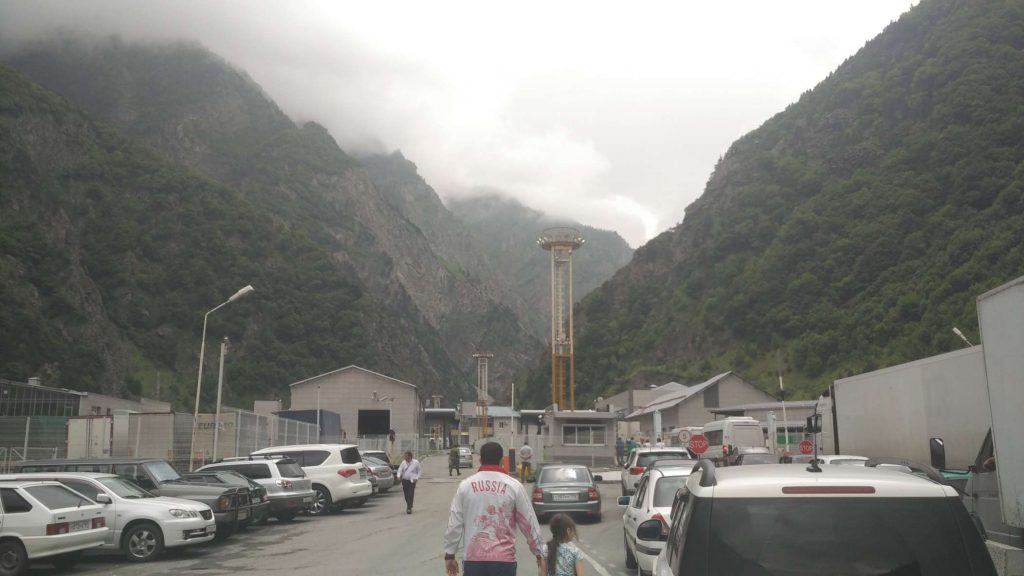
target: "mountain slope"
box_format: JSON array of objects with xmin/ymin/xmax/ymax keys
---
[
  {"xmin": 3, "ymin": 38, "xmax": 551, "ymax": 401},
  {"xmin": 0, "ymin": 64, "xmax": 441, "ymax": 406},
  {"xmin": 530, "ymin": 0, "xmax": 1024, "ymax": 406}
]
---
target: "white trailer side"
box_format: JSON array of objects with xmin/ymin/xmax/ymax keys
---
[{"xmin": 830, "ymin": 346, "xmax": 989, "ymax": 469}]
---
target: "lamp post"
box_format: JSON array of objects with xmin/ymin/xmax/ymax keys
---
[
  {"xmin": 212, "ymin": 337, "xmax": 229, "ymax": 461},
  {"xmin": 953, "ymin": 327, "xmax": 976, "ymax": 347},
  {"xmin": 189, "ymin": 284, "xmax": 254, "ymax": 471}
]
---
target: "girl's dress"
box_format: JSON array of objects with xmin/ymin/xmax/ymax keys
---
[{"xmin": 553, "ymin": 541, "xmax": 582, "ymax": 576}]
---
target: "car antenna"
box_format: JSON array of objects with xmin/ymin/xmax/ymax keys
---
[{"xmin": 806, "ymin": 414, "xmax": 822, "ymax": 473}]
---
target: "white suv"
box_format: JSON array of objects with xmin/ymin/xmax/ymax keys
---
[
  {"xmin": 621, "ymin": 447, "xmax": 691, "ymax": 495},
  {"xmin": 1, "ymin": 472, "xmax": 215, "ymax": 562},
  {"xmin": 653, "ymin": 461, "xmax": 997, "ymax": 576},
  {"xmin": 251, "ymin": 444, "xmax": 372, "ymax": 515},
  {"xmin": 620, "ymin": 467, "xmax": 692, "ymax": 576}
]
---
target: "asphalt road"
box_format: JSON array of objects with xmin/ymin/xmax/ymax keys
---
[{"xmin": 37, "ymin": 457, "xmax": 634, "ymax": 576}]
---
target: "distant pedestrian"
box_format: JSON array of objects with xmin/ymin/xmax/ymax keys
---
[
  {"xmin": 397, "ymin": 450, "xmax": 422, "ymax": 514},
  {"xmin": 615, "ymin": 437, "xmax": 625, "ymax": 467},
  {"xmin": 625, "ymin": 437, "xmax": 637, "ymax": 455},
  {"xmin": 519, "ymin": 442, "xmax": 534, "ymax": 483},
  {"xmin": 546, "ymin": 513, "xmax": 583, "ymax": 576},
  {"xmin": 449, "ymin": 445, "xmax": 462, "ymax": 477},
  {"xmin": 443, "ymin": 441, "xmax": 547, "ymax": 576},
  {"xmin": 654, "ymin": 437, "xmax": 665, "ymax": 448}
]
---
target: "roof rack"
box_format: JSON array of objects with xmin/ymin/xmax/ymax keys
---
[
  {"xmin": 864, "ymin": 457, "xmax": 959, "ymax": 493},
  {"xmin": 691, "ymin": 459, "xmax": 717, "ymax": 487}
]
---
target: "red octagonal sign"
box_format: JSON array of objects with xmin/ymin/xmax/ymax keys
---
[
  {"xmin": 799, "ymin": 439, "xmax": 814, "ymax": 455},
  {"xmin": 688, "ymin": 434, "xmax": 709, "ymax": 454}
]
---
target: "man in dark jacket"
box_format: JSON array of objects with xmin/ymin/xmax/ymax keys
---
[{"xmin": 449, "ymin": 445, "xmax": 461, "ymax": 476}]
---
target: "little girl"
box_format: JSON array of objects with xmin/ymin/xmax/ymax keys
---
[{"xmin": 546, "ymin": 513, "xmax": 584, "ymax": 576}]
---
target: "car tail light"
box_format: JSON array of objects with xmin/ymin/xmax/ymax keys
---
[
  {"xmin": 338, "ymin": 469, "xmax": 357, "ymax": 478},
  {"xmin": 629, "ymin": 466, "xmax": 645, "ymax": 475},
  {"xmin": 532, "ymin": 488, "xmax": 543, "ymax": 503},
  {"xmin": 587, "ymin": 487, "xmax": 599, "ymax": 501},
  {"xmin": 276, "ymin": 479, "xmax": 293, "ymax": 489},
  {"xmin": 217, "ymin": 495, "xmax": 231, "ymax": 511},
  {"xmin": 92, "ymin": 517, "xmax": 106, "ymax": 529},
  {"xmin": 46, "ymin": 522, "xmax": 69, "ymax": 536},
  {"xmin": 652, "ymin": 512, "xmax": 669, "ymax": 536}
]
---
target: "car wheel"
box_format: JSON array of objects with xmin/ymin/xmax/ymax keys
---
[
  {"xmin": 50, "ymin": 551, "xmax": 83, "ymax": 570},
  {"xmin": 624, "ymin": 533, "xmax": 637, "ymax": 569},
  {"xmin": 308, "ymin": 486, "xmax": 332, "ymax": 516},
  {"xmin": 0, "ymin": 540, "xmax": 27, "ymax": 576},
  {"xmin": 124, "ymin": 522, "xmax": 164, "ymax": 562},
  {"xmin": 276, "ymin": 512, "xmax": 296, "ymax": 522}
]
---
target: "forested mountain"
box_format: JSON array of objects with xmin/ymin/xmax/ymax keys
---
[
  {"xmin": 522, "ymin": 0, "xmax": 1024, "ymax": 406},
  {"xmin": 0, "ymin": 38, "xmax": 631, "ymax": 408},
  {"xmin": 448, "ymin": 194, "xmax": 634, "ymax": 337}
]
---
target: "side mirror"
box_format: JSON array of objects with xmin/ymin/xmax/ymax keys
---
[
  {"xmin": 593, "ymin": 475, "xmax": 603, "ymax": 482},
  {"xmin": 95, "ymin": 493, "xmax": 112, "ymax": 504},
  {"xmin": 637, "ymin": 519, "xmax": 666, "ymax": 541},
  {"xmin": 929, "ymin": 437, "xmax": 946, "ymax": 470},
  {"xmin": 617, "ymin": 496, "xmax": 631, "ymax": 507}
]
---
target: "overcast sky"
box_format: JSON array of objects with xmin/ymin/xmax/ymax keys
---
[{"xmin": 1, "ymin": 1, "xmax": 916, "ymax": 246}]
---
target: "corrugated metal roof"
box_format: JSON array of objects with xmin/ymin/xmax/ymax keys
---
[
  {"xmin": 709, "ymin": 400, "xmax": 817, "ymax": 413},
  {"xmin": 625, "ymin": 372, "xmax": 733, "ymax": 418}
]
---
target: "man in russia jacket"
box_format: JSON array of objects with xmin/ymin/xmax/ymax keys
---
[{"xmin": 443, "ymin": 441, "xmax": 547, "ymax": 576}]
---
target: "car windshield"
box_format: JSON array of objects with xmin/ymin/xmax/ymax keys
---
[
  {"xmin": 539, "ymin": 467, "xmax": 590, "ymax": 484},
  {"xmin": 147, "ymin": 461, "xmax": 183, "ymax": 482},
  {"xmin": 653, "ymin": 475, "xmax": 688, "ymax": 507},
  {"xmin": 708, "ymin": 497, "xmax": 971, "ymax": 575},
  {"xmin": 98, "ymin": 476, "xmax": 155, "ymax": 498},
  {"xmin": 636, "ymin": 452, "xmax": 686, "ymax": 468}
]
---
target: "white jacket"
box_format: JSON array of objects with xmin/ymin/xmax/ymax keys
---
[{"xmin": 443, "ymin": 467, "xmax": 546, "ymax": 562}]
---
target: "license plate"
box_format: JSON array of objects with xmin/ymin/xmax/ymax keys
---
[
  {"xmin": 552, "ymin": 493, "xmax": 576, "ymax": 502},
  {"xmin": 70, "ymin": 520, "xmax": 91, "ymax": 532},
  {"xmin": 238, "ymin": 509, "xmax": 249, "ymax": 520}
]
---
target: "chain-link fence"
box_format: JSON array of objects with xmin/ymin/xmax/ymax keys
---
[{"xmin": 0, "ymin": 416, "xmax": 70, "ymax": 471}]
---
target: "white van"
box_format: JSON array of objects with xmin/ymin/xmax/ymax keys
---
[{"xmin": 701, "ymin": 417, "xmax": 765, "ymax": 464}]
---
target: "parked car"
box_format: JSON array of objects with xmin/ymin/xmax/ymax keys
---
[
  {"xmin": 531, "ymin": 464, "xmax": 603, "ymax": 522},
  {"xmin": 647, "ymin": 459, "xmax": 698, "ymax": 472},
  {"xmin": 361, "ymin": 450, "xmax": 395, "ymax": 470},
  {"xmin": 197, "ymin": 457, "xmax": 314, "ymax": 522},
  {"xmin": 651, "ymin": 461, "xmax": 997, "ymax": 576},
  {"xmin": 0, "ymin": 472, "xmax": 215, "ymax": 562},
  {"xmin": 182, "ymin": 470, "xmax": 272, "ymax": 525},
  {"xmin": 619, "ymin": 467, "xmax": 692, "ymax": 576},
  {"xmin": 458, "ymin": 447, "xmax": 473, "ymax": 468},
  {"xmin": 361, "ymin": 456, "xmax": 395, "ymax": 493},
  {"xmin": 621, "ymin": 448, "xmax": 691, "ymax": 495},
  {"xmin": 0, "ymin": 479, "xmax": 108, "ymax": 573},
  {"xmin": 250, "ymin": 444, "xmax": 372, "ymax": 515},
  {"xmin": 733, "ymin": 452, "xmax": 776, "ymax": 466},
  {"xmin": 13, "ymin": 458, "xmax": 252, "ymax": 539}
]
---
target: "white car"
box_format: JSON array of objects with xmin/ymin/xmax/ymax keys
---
[
  {"xmin": 0, "ymin": 472, "xmax": 215, "ymax": 562},
  {"xmin": 619, "ymin": 467, "xmax": 692, "ymax": 576},
  {"xmin": 251, "ymin": 444, "xmax": 372, "ymax": 515},
  {"xmin": 0, "ymin": 480, "xmax": 108, "ymax": 574},
  {"xmin": 621, "ymin": 447, "xmax": 691, "ymax": 495}
]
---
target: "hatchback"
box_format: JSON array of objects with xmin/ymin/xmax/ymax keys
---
[{"xmin": 619, "ymin": 467, "xmax": 691, "ymax": 576}]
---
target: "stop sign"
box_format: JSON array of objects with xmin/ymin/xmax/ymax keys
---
[
  {"xmin": 688, "ymin": 434, "xmax": 709, "ymax": 454},
  {"xmin": 799, "ymin": 439, "xmax": 814, "ymax": 454}
]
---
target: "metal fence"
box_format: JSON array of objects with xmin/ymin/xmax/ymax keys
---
[{"xmin": 0, "ymin": 416, "xmax": 70, "ymax": 471}]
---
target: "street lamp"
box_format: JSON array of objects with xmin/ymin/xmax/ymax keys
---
[
  {"xmin": 953, "ymin": 327, "xmax": 976, "ymax": 348},
  {"xmin": 189, "ymin": 284, "xmax": 254, "ymax": 470}
]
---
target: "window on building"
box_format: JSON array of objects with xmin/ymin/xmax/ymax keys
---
[{"xmin": 561, "ymin": 424, "xmax": 607, "ymax": 446}]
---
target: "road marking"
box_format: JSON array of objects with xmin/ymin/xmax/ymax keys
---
[{"xmin": 579, "ymin": 549, "xmax": 614, "ymax": 576}]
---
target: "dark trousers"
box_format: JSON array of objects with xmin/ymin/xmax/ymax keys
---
[
  {"xmin": 463, "ymin": 561, "xmax": 517, "ymax": 576},
  {"xmin": 449, "ymin": 464, "xmax": 461, "ymax": 476},
  {"xmin": 402, "ymin": 479, "xmax": 416, "ymax": 509}
]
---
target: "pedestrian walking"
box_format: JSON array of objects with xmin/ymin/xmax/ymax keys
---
[
  {"xmin": 450, "ymin": 445, "xmax": 462, "ymax": 477},
  {"xmin": 615, "ymin": 437, "xmax": 625, "ymax": 467},
  {"xmin": 546, "ymin": 514, "xmax": 583, "ymax": 576},
  {"xmin": 654, "ymin": 437, "xmax": 665, "ymax": 448},
  {"xmin": 519, "ymin": 442, "xmax": 534, "ymax": 483},
  {"xmin": 397, "ymin": 450, "xmax": 422, "ymax": 514},
  {"xmin": 443, "ymin": 441, "xmax": 547, "ymax": 576}
]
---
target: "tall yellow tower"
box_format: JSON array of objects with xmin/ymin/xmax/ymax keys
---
[{"xmin": 537, "ymin": 227, "xmax": 585, "ymax": 411}]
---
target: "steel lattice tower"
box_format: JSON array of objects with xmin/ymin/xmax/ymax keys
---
[
  {"xmin": 473, "ymin": 353, "xmax": 493, "ymax": 437},
  {"xmin": 537, "ymin": 227, "xmax": 585, "ymax": 411}
]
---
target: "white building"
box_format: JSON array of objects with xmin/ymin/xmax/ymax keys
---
[{"xmin": 289, "ymin": 366, "xmax": 423, "ymax": 438}]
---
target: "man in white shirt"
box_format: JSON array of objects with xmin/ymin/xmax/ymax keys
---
[
  {"xmin": 396, "ymin": 450, "xmax": 422, "ymax": 514},
  {"xmin": 518, "ymin": 442, "xmax": 533, "ymax": 483},
  {"xmin": 443, "ymin": 442, "xmax": 546, "ymax": 576}
]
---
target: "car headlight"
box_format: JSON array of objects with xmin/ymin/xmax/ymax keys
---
[{"xmin": 169, "ymin": 508, "xmax": 199, "ymax": 519}]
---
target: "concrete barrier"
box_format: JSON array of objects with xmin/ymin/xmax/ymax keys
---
[{"xmin": 988, "ymin": 541, "xmax": 1024, "ymax": 576}]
